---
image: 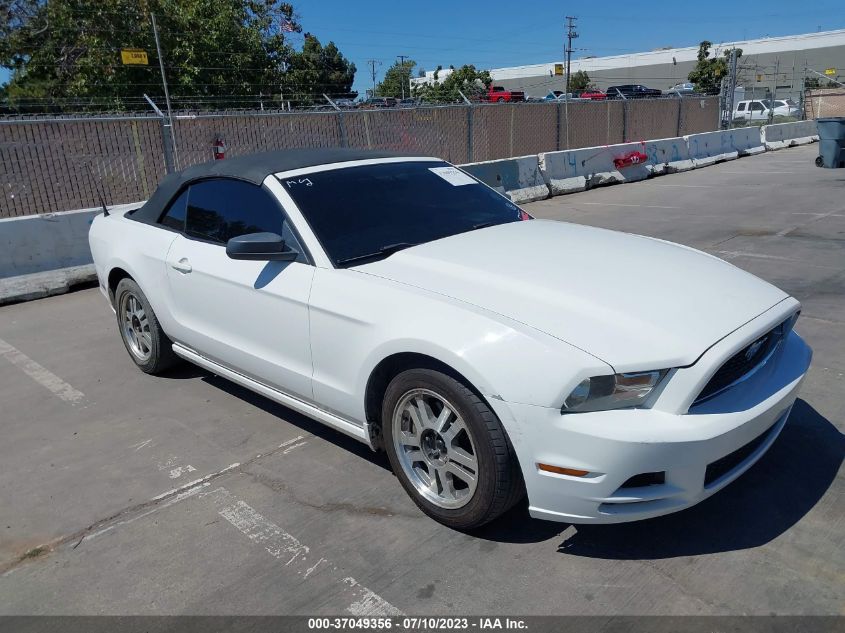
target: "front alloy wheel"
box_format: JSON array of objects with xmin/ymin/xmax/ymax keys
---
[
  {"xmin": 382, "ymin": 368, "xmax": 524, "ymax": 529},
  {"xmin": 392, "ymin": 389, "xmax": 479, "ymax": 509}
]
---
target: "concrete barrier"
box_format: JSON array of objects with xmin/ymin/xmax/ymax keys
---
[
  {"xmin": 685, "ymin": 128, "xmax": 764, "ymax": 167},
  {"xmin": 0, "ymin": 202, "xmax": 141, "ymax": 279},
  {"xmin": 761, "ymin": 120, "xmax": 819, "ymax": 150},
  {"xmin": 642, "ymin": 137, "xmax": 695, "ymax": 175},
  {"xmin": 460, "ymin": 155, "xmax": 551, "ymax": 203},
  {"xmin": 728, "ymin": 126, "xmax": 766, "ymax": 156},
  {"xmin": 539, "ymin": 138, "xmax": 692, "ymax": 195}
]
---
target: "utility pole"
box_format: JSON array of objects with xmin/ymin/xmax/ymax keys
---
[
  {"xmin": 397, "ymin": 55, "xmax": 410, "ymax": 100},
  {"xmin": 151, "ymin": 13, "xmax": 177, "ymax": 169},
  {"xmin": 724, "ymin": 48, "xmax": 738, "ymax": 129},
  {"xmin": 768, "ymin": 57, "xmax": 780, "ymax": 124},
  {"xmin": 367, "ymin": 59, "xmax": 382, "ymax": 98},
  {"xmin": 564, "ymin": 16, "xmax": 578, "ymax": 96}
]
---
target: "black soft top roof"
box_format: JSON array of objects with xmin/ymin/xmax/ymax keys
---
[{"xmin": 131, "ymin": 147, "xmax": 413, "ymax": 224}]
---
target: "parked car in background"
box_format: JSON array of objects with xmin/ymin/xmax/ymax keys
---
[
  {"xmin": 667, "ymin": 82, "xmax": 695, "ymax": 94},
  {"xmin": 578, "ymin": 89, "xmax": 607, "ymax": 100},
  {"xmin": 485, "ymin": 86, "xmax": 525, "ymax": 103},
  {"xmin": 89, "ymin": 148, "xmax": 812, "ymax": 530},
  {"xmin": 607, "ymin": 84, "xmax": 662, "ymax": 99},
  {"xmin": 665, "ymin": 88, "xmax": 704, "ymax": 98},
  {"xmin": 396, "ymin": 98, "xmax": 419, "ymax": 108},
  {"xmin": 733, "ymin": 100, "xmax": 773, "ymax": 121},
  {"xmin": 772, "ymin": 99, "xmax": 800, "ymax": 117},
  {"xmin": 543, "ymin": 91, "xmax": 583, "ymax": 101},
  {"xmin": 362, "ymin": 97, "xmax": 396, "ymax": 109}
]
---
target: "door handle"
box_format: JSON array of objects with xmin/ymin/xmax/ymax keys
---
[{"xmin": 172, "ymin": 258, "xmax": 192, "ymax": 273}]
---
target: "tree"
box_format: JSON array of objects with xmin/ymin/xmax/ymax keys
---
[
  {"xmin": 687, "ymin": 41, "xmax": 741, "ymax": 95},
  {"xmin": 375, "ymin": 58, "xmax": 416, "ymax": 99},
  {"xmin": 0, "ymin": 0, "xmax": 354, "ymax": 112},
  {"xmin": 283, "ymin": 33, "xmax": 356, "ymax": 106},
  {"xmin": 413, "ymin": 64, "xmax": 492, "ymax": 104},
  {"xmin": 569, "ymin": 70, "xmax": 591, "ymax": 92}
]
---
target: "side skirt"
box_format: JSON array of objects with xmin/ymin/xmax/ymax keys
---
[{"xmin": 171, "ymin": 343, "xmax": 373, "ymax": 448}]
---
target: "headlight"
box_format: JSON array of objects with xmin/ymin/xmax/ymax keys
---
[{"xmin": 562, "ymin": 370, "xmax": 670, "ymax": 413}]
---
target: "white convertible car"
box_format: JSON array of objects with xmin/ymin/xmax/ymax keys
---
[{"xmin": 89, "ymin": 148, "xmax": 812, "ymax": 529}]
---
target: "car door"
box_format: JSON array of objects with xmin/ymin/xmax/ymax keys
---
[
  {"xmin": 736, "ymin": 102, "xmax": 748, "ymax": 119},
  {"xmin": 163, "ymin": 178, "xmax": 315, "ymax": 401}
]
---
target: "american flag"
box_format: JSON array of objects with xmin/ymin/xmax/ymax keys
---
[{"xmin": 281, "ymin": 18, "xmax": 295, "ymax": 33}]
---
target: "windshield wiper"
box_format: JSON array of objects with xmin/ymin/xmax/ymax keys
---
[
  {"xmin": 336, "ymin": 242, "xmax": 418, "ymax": 267},
  {"xmin": 471, "ymin": 221, "xmax": 499, "ymax": 230}
]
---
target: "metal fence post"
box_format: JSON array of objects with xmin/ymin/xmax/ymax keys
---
[
  {"xmin": 622, "ymin": 100, "xmax": 628, "ymax": 142},
  {"xmin": 555, "ymin": 101, "xmax": 561, "ymax": 151},
  {"xmin": 159, "ymin": 116, "xmax": 175, "ymax": 174},
  {"xmin": 324, "ymin": 94, "xmax": 348, "ymax": 147},
  {"xmin": 337, "ymin": 111, "xmax": 348, "ymax": 147},
  {"xmin": 676, "ymin": 99, "xmax": 683, "ymax": 137},
  {"xmin": 466, "ymin": 104, "xmax": 474, "ymax": 163}
]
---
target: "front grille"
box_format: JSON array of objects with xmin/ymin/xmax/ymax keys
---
[
  {"xmin": 704, "ymin": 423, "xmax": 775, "ymax": 487},
  {"xmin": 694, "ymin": 319, "xmax": 788, "ymax": 403}
]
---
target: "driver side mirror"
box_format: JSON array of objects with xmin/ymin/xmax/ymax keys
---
[{"xmin": 226, "ymin": 232, "xmax": 297, "ymax": 261}]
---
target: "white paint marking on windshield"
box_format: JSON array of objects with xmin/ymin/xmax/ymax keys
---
[{"xmin": 285, "ymin": 178, "xmax": 313, "ymax": 188}]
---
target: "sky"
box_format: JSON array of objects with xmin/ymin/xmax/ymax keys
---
[{"xmin": 2, "ymin": 0, "xmax": 844, "ymax": 95}]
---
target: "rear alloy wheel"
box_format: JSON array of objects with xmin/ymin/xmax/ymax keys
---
[
  {"xmin": 115, "ymin": 278, "xmax": 179, "ymax": 375},
  {"xmin": 383, "ymin": 368, "xmax": 524, "ymax": 529}
]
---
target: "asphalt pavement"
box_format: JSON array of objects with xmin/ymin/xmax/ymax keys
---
[{"xmin": 0, "ymin": 144, "xmax": 842, "ymax": 615}]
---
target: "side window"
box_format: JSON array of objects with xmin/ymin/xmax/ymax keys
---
[
  {"xmin": 159, "ymin": 188, "xmax": 188, "ymax": 231},
  {"xmin": 184, "ymin": 179, "xmax": 306, "ymax": 259},
  {"xmin": 737, "ymin": 102, "xmax": 746, "ymax": 112},
  {"xmin": 185, "ymin": 179, "xmax": 284, "ymax": 244},
  {"xmin": 750, "ymin": 102, "xmax": 763, "ymax": 112}
]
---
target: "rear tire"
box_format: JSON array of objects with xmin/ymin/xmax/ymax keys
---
[
  {"xmin": 114, "ymin": 278, "xmax": 179, "ymax": 375},
  {"xmin": 382, "ymin": 368, "xmax": 524, "ymax": 530}
]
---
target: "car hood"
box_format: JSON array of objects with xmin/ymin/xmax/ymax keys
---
[{"xmin": 356, "ymin": 220, "xmax": 789, "ymax": 371}]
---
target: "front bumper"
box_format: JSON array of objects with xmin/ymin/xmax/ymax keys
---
[{"xmin": 490, "ymin": 316, "xmax": 812, "ymax": 524}]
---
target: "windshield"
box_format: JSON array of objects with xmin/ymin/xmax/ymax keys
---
[{"xmin": 279, "ymin": 161, "xmax": 527, "ymax": 267}]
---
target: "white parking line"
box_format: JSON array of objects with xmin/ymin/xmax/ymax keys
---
[
  {"xmin": 0, "ymin": 336, "xmax": 85, "ymax": 403},
  {"xmin": 774, "ymin": 208, "xmax": 844, "ymax": 237},
  {"xmin": 203, "ymin": 487, "xmax": 403, "ymax": 616},
  {"xmin": 578, "ymin": 202, "xmax": 681, "ymax": 209}
]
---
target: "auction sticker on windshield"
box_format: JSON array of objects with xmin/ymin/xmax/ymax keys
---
[{"xmin": 429, "ymin": 166, "xmax": 477, "ymax": 186}]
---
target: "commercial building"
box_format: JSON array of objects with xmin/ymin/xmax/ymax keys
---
[{"xmin": 413, "ymin": 29, "xmax": 845, "ymax": 100}]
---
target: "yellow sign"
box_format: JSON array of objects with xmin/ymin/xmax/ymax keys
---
[
  {"xmin": 824, "ymin": 68, "xmax": 836, "ymax": 76},
  {"xmin": 554, "ymin": 63, "xmax": 564, "ymax": 76},
  {"xmin": 121, "ymin": 49, "xmax": 149, "ymax": 65}
]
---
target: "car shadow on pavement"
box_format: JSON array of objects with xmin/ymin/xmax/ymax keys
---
[
  {"xmin": 199, "ymin": 372, "xmax": 394, "ymax": 473},
  {"xmin": 553, "ymin": 399, "xmax": 843, "ymax": 559}
]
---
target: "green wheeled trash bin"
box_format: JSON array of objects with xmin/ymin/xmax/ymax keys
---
[{"xmin": 815, "ymin": 117, "xmax": 845, "ymax": 168}]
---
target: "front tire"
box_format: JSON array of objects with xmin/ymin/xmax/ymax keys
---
[
  {"xmin": 382, "ymin": 368, "xmax": 524, "ymax": 529},
  {"xmin": 115, "ymin": 278, "xmax": 179, "ymax": 375}
]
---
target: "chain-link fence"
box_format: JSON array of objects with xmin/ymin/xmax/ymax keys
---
[
  {"xmin": 805, "ymin": 88, "xmax": 845, "ymax": 119},
  {"xmin": 1, "ymin": 96, "xmax": 721, "ymax": 218}
]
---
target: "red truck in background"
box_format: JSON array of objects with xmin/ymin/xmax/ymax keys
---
[{"xmin": 484, "ymin": 85, "xmax": 525, "ymax": 103}]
